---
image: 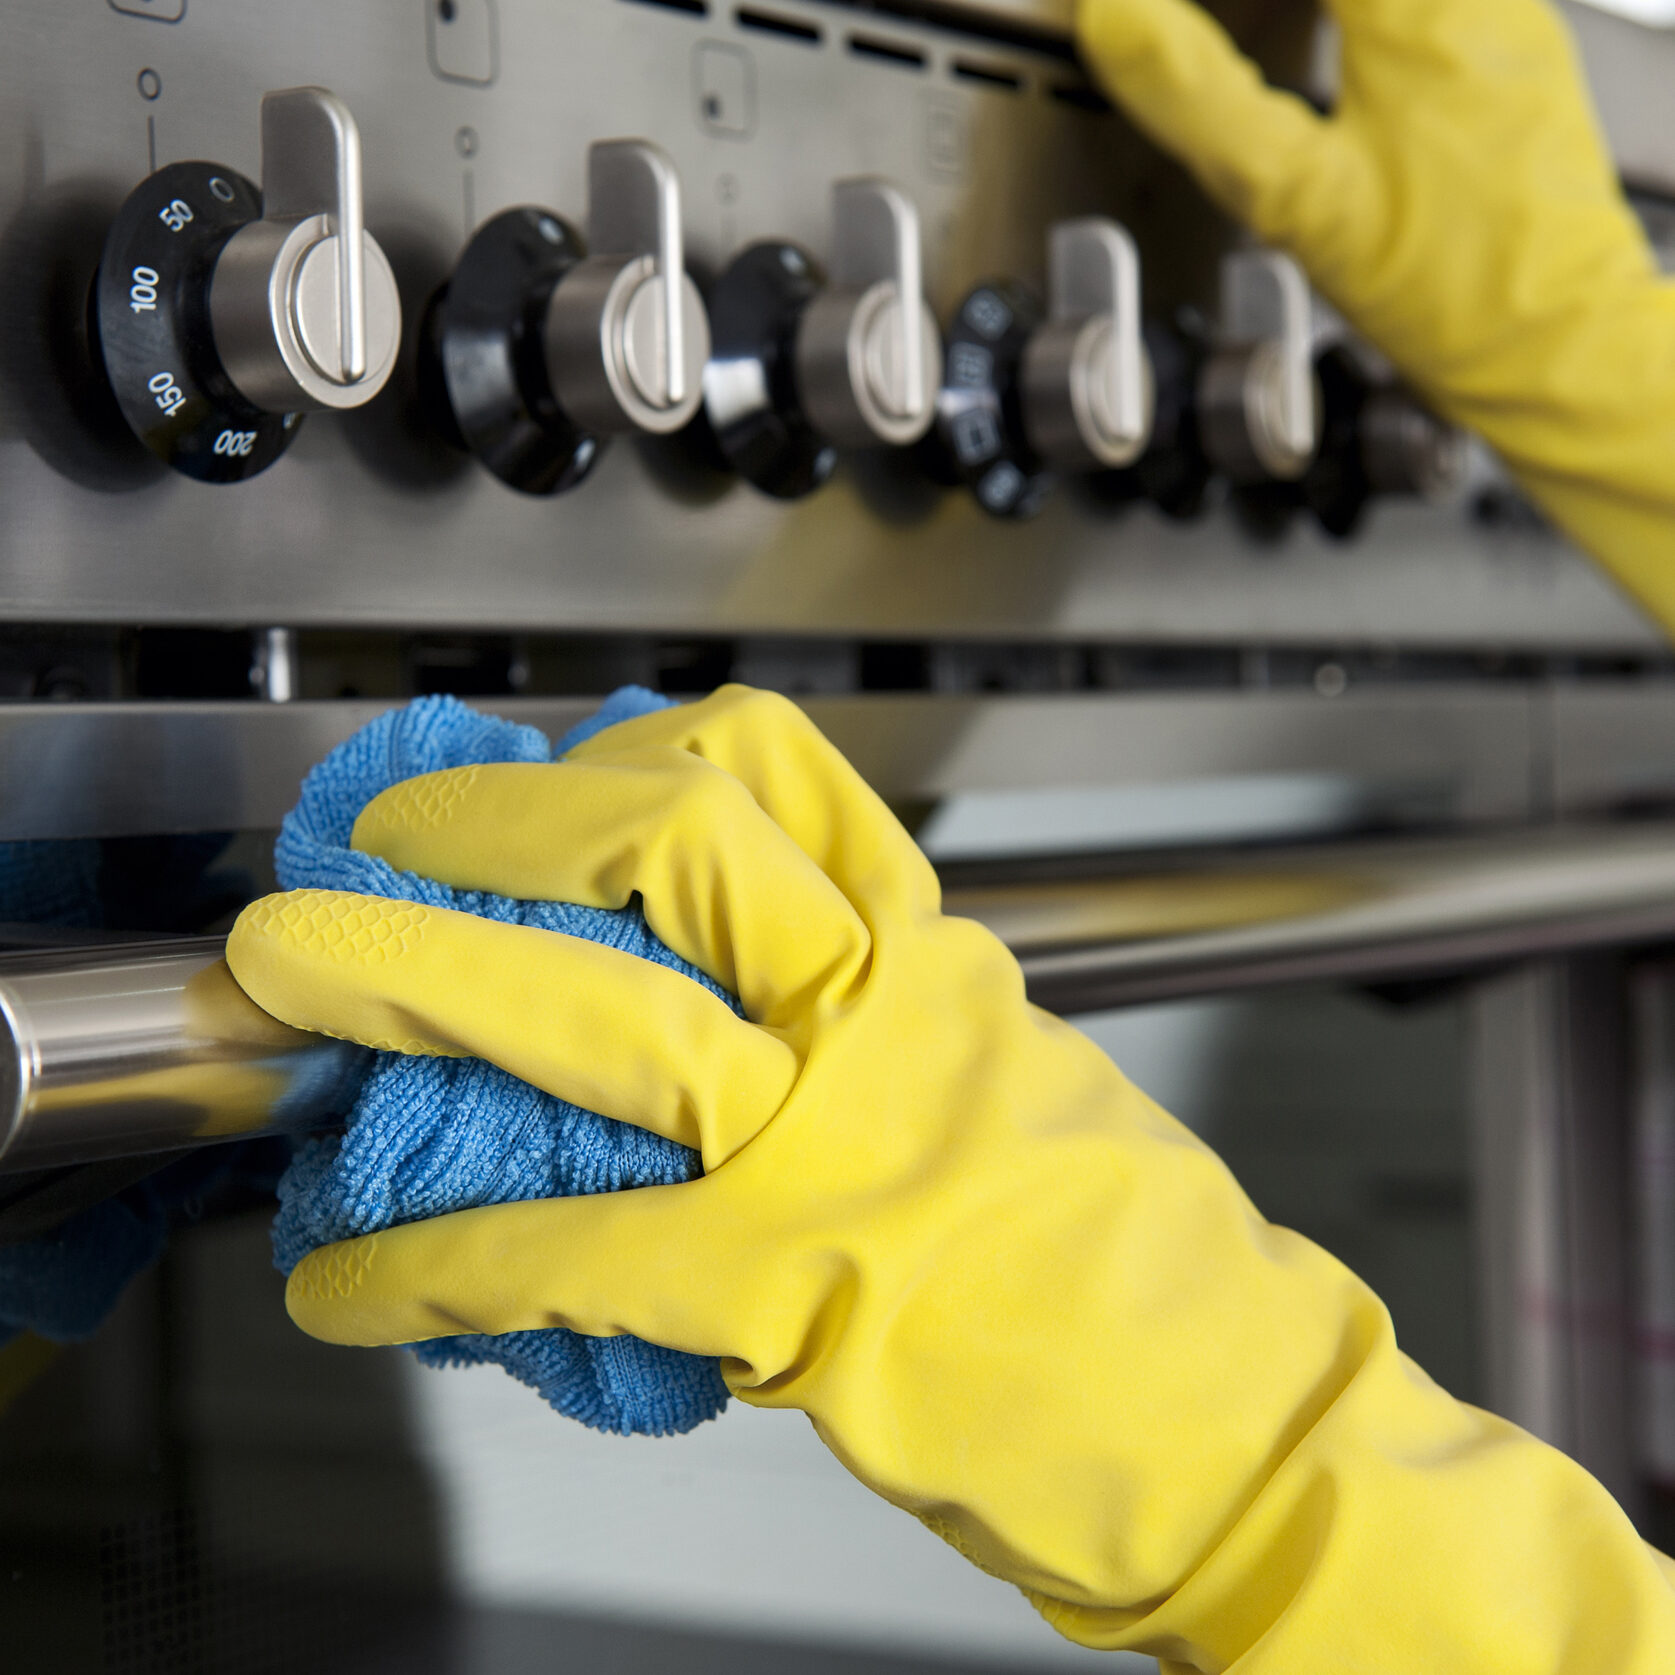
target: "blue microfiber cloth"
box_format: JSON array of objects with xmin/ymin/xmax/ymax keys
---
[
  {"xmin": 0, "ymin": 1147, "xmax": 288, "ymax": 1349},
  {"xmin": 0, "ymin": 1197, "xmax": 165, "ymax": 1348},
  {"xmin": 0, "ymin": 838, "xmax": 102, "ymax": 928},
  {"xmin": 270, "ymin": 689, "xmax": 732, "ymax": 1436}
]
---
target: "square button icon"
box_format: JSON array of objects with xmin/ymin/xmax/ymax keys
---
[
  {"xmin": 428, "ymin": 0, "xmax": 497, "ymax": 86},
  {"xmin": 695, "ymin": 43, "xmax": 755, "ymax": 138}
]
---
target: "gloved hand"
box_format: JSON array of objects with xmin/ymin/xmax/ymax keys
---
[
  {"xmin": 228, "ymin": 686, "xmax": 1675, "ymax": 1673},
  {"xmin": 1078, "ymin": 0, "xmax": 1675, "ymax": 630}
]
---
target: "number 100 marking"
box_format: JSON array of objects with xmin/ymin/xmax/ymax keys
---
[{"xmin": 129, "ymin": 266, "xmax": 160, "ymax": 315}]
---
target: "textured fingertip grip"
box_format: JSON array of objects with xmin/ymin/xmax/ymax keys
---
[
  {"xmin": 350, "ymin": 764, "xmax": 483, "ymax": 850},
  {"xmin": 228, "ymin": 890, "xmax": 463, "ymax": 1056},
  {"xmin": 286, "ymin": 1235, "xmax": 393, "ymax": 1345},
  {"xmin": 238, "ymin": 888, "xmax": 432, "ymax": 965},
  {"xmin": 287, "ymin": 1231, "xmax": 485, "ymax": 1349},
  {"xmin": 289, "ymin": 1234, "xmax": 379, "ymax": 1305}
]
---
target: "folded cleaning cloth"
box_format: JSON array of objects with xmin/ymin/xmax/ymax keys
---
[
  {"xmin": 0, "ymin": 1194, "xmax": 162, "ymax": 1352},
  {"xmin": 0, "ymin": 1147, "xmax": 286, "ymax": 1351},
  {"xmin": 270, "ymin": 689, "xmax": 733, "ymax": 1436},
  {"xmin": 0, "ymin": 838, "xmax": 102, "ymax": 929}
]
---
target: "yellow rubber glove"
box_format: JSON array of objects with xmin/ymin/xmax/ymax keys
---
[
  {"xmin": 1078, "ymin": 0, "xmax": 1675, "ymax": 629},
  {"xmin": 228, "ymin": 686, "xmax": 1675, "ymax": 1673}
]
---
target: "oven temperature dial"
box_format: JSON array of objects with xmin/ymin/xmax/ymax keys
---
[
  {"xmin": 93, "ymin": 87, "xmax": 399, "ymax": 483},
  {"xmin": 1303, "ymin": 345, "xmax": 1466, "ymax": 537},
  {"xmin": 933, "ymin": 216, "xmax": 1153, "ymax": 519},
  {"xmin": 423, "ymin": 140, "xmax": 708, "ymax": 495}
]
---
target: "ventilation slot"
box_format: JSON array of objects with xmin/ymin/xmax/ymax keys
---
[
  {"xmin": 847, "ymin": 33, "xmax": 928, "ymax": 68},
  {"xmin": 1048, "ymin": 82, "xmax": 1113, "ymax": 114},
  {"xmin": 952, "ymin": 59, "xmax": 1022, "ymax": 91},
  {"xmin": 736, "ymin": 6, "xmax": 823, "ymax": 42},
  {"xmin": 799, "ymin": 0, "xmax": 1076, "ymax": 62},
  {"xmin": 621, "ymin": 0, "xmax": 709, "ymax": 15}
]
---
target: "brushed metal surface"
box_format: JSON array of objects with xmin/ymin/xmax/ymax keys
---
[
  {"xmin": 1471, "ymin": 955, "xmax": 1639, "ymax": 1504},
  {"xmin": 12, "ymin": 818, "xmax": 1675, "ymax": 1171},
  {"xmin": 0, "ymin": 0, "xmax": 1663, "ymax": 645},
  {"xmin": 0, "ymin": 938, "xmax": 367, "ymax": 1172},
  {"xmin": 970, "ymin": 823, "xmax": 1675, "ymax": 1013},
  {"xmin": 0, "ymin": 686, "xmax": 1544, "ymax": 840}
]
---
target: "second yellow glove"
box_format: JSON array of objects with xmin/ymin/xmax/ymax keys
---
[{"xmin": 1079, "ymin": 0, "xmax": 1675, "ymax": 626}]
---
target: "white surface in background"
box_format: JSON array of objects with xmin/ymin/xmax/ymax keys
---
[
  {"xmin": 405, "ymin": 1364, "xmax": 1151, "ymax": 1671},
  {"xmin": 914, "ymin": 772, "xmax": 1391, "ymax": 860},
  {"xmin": 1574, "ymin": 0, "xmax": 1675, "ymax": 27}
]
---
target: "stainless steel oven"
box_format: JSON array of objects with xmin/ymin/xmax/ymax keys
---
[{"xmin": 3, "ymin": 2, "xmax": 1675, "ymax": 1669}]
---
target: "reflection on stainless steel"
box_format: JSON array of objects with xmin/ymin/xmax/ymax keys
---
[
  {"xmin": 0, "ymin": 940, "xmax": 368, "ymax": 1174},
  {"xmin": 947, "ymin": 822, "xmax": 1675, "ymax": 1013},
  {"xmin": 0, "ymin": 687, "xmax": 1548, "ymax": 841},
  {"xmin": 7, "ymin": 822, "xmax": 1675, "ymax": 1174},
  {"xmin": 0, "ymin": 0, "xmax": 1664, "ymax": 646},
  {"xmin": 1470, "ymin": 957, "xmax": 1637, "ymax": 1509}
]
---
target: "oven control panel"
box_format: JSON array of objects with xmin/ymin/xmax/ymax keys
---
[{"xmin": 0, "ymin": 0, "xmax": 1665, "ymax": 648}]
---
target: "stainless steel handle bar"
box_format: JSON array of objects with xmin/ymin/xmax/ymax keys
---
[
  {"xmin": 950, "ymin": 821, "xmax": 1675, "ymax": 1014},
  {"xmin": 0, "ymin": 939, "xmax": 367, "ymax": 1175},
  {"xmin": 5, "ymin": 821, "xmax": 1675, "ymax": 1174}
]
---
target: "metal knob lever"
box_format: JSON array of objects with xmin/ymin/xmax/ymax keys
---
[
  {"xmin": 545, "ymin": 139, "xmax": 710, "ymax": 435},
  {"xmin": 796, "ymin": 178, "xmax": 942, "ymax": 448},
  {"xmin": 210, "ymin": 87, "xmax": 401, "ymax": 412},
  {"xmin": 1021, "ymin": 217, "xmax": 1153, "ymax": 470},
  {"xmin": 1198, "ymin": 249, "xmax": 1319, "ymax": 483}
]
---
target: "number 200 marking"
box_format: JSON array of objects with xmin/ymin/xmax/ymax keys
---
[{"xmin": 214, "ymin": 429, "xmax": 257, "ymax": 458}]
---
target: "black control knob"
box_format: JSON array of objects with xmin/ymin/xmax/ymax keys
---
[
  {"xmin": 1304, "ymin": 345, "xmax": 1467, "ymax": 538},
  {"xmin": 93, "ymin": 87, "xmax": 399, "ymax": 483},
  {"xmin": 424, "ymin": 140, "xmax": 709, "ymax": 496},
  {"xmin": 703, "ymin": 179, "xmax": 941, "ymax": 500},
  {"xmin": 931, "ymin": 278, "xmax": 1049, "ymax": 518},
  {"xmin": 1106, "ymin": 252, "xmax": 1317, "ymax": 535},
  {"xmin": 933, "ymin": 217, "xmax": 1153, "ymax": 520}
]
